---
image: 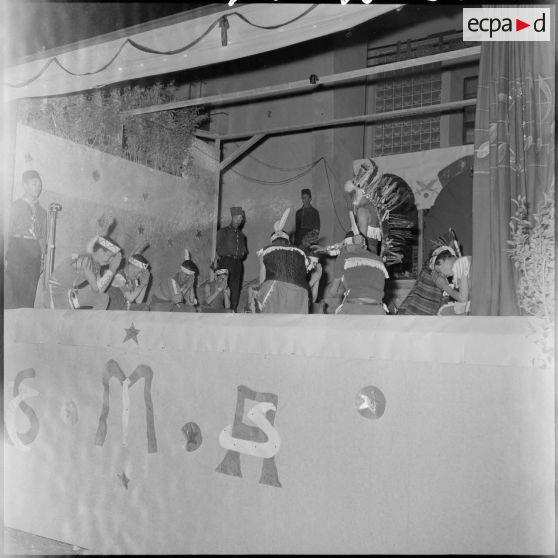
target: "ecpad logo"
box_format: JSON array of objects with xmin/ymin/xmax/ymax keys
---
[{"xmin": 463, "ymin": 7, "xmax": 551, "ymax": 42}]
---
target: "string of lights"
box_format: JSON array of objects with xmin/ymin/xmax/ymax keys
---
[{"xmin": 6, "ymin": 5, "xmax": 318, "ymax": 89}]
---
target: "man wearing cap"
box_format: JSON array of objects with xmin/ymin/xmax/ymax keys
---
[
  {"xmin": 294, "ymin": 189, "xmax": 320, "ymax": 247},
  {"xmin": 216, "ymin": 207, "xmax": 248, "ymax": 312},
  {"xmin": 5, "ymin": 170, "xmax": 48, "ymax": 308}
]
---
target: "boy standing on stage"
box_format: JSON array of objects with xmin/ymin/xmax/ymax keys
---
[{"xmin": 5, "ymin": 170, "xmax": 47, "ymax": 308}]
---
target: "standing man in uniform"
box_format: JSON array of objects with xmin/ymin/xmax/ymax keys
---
[
  {"xmin": 294, "ymin": 188, "xmax": 320, "ymax": 247},
  {"xmin": 216, "ymin": 206, "xmax": 248, "ymax": 312},
  {"xmin": 5, "ymin": 170, "xmax": 47, "ymax": 308}
]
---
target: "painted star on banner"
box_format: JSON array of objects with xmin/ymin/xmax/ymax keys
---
[
  {"xmin": 358, "ymin": 393, "xmax": 376, "ymax": 413},
  {"xmin": 123, "ymin": 323, "xmax": 140, "ymax": 344},
  {"xmin": 118, "ymin": 471, "xmax": 130, "ymax": 489}
]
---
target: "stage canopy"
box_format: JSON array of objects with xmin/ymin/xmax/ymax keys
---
[{"xmin": 3, "ymin": 3, "xmax": 399, "ymax": 102}]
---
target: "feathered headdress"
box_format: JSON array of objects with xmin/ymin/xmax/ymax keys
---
[
  {"xmin": 181, "ymin": 248, "xmax": 196, "ymax": 275},
  {"xmin": 354, "ymin": 162, "xmax": 414, "ymax": 266},
  {"xmin": 428, "ymin": 228, "xmax": 461, "ymax": 269},
  {"xmin": 128, "ymin": 241, "xmax": 150, "ymax": 270},
  {"xmin": 270, "ymin": 208, "xmax": 291, "ymax": 242},
  {"xmin": 86, "ymin": 214, "xmax": 120, "ymax": 254}
]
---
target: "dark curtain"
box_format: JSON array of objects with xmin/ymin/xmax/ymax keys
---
[{"xmin": 471, "ymin": 36, "xmax": 555, "ymax": 315}]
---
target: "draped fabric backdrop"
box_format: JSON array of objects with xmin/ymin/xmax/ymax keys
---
[{"xmin": 471, "ymin": 34, "xmax": 555, "ymax": 315}]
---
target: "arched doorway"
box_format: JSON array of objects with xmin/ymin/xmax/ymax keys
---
[{"xmin": 422, "ymin": 155, "xmax": 473, "ymax": 259}]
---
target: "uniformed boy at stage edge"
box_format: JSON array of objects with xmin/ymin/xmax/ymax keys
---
[
  {"xmin": 5, "ymin": 170, "xmax": 48, "ymax": 308},
  {"xmin": 215, "ymin": 206, "xmax": 247, "ymax": 312}
]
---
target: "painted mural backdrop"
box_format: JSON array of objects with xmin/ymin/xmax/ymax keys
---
[{"xmin": 9, "ymin": 124, "xmax": 218, "ymax": 300}]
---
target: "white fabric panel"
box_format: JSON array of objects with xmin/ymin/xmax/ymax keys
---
[
  {"xmin": 4, "ymin": 4, "xmax": 399, "ymax": 101},
  {"xmin": 4, "ymin": 309, "xmax": 554, "ymax": 554},
  {"xmin": 5, "ymin": 309, "xmax": 547, "ymax": 368}
]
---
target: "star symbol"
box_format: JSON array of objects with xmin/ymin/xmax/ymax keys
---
[
  {"xmin": 117, "ymin": 471, "xmax": 130, "ymax": 489},
  {"xmin": 123, "ymin": 323, "xmax": 140, "ymax": 344},
  {"xmin": 138, "ymin": 225, "xmax": 145, "ymax": 235},
  {"xmin": 167, "ymin": 238, "xmax": 173, "ymax": 247},
  {"xmin": 358, "ymin": 393, "xmax": 376, "ymax": 414},
  {"xmin": 142, "ymin": 193, "xmax": 149, "ymax": 201}
]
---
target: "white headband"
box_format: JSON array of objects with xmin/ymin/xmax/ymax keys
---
[
  {"xmin": 97, "ymin": 236, "xmax": 120, "ymax": 254},
  {"xmin": 270, "ymin": 231, "xmax": 290, "ymax": 242},
  {"xmin": 214, "ymin": 269, "xmax": 229, "ymax": 276},
  {"xmin": 429, "ymin": 245, "xmax": 456, "ymax": 269},
  {"xmin": 128, "ymin": 256, "xmax": 149, "ymax": 270},
  {"xmin": 343, "ymin": 234, "xmax": 364, "ymax": 247}
]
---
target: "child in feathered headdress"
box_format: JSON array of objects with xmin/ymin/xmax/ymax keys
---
[
  {"xmin": 108, "ymin": 242, "xmax": 151, "ymax": 311},
  {"xmin": 254, "ymin": 208, "xmax": 311, "ymax": 314},
  {"xmin": 48, "ymin": 214, "xmax": 122, "ymax": 309},
  {"xmin": 325, "ymin": 212, "xmax": 389, "ymax": 315},
  {"xmin": 149, "ymin": 248, "xmax": 199, "ymax": 312},
  {"xmin": 397, "ymin": 229, "xmax": 471, "ymax": 315}
]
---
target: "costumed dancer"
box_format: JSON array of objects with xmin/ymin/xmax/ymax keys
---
[
  {"xmin": 397, "ymin": 229, "xmax": 470, "ymax": 315},
  {"xmin": 215, "ymin": 206, "xmax": 248, "ymax": 312},
  {"xmin": 325, "ymin": 212, "xmax": 389, "ymax": 315},
  {"xmin": 5, "ymin": 170, "xmax": 48, "ymax": 308},
  {"xmin": 108, "ymin": 242, "xmax": 151, "ymax": 311},
  {"xmin": 48, "ymin": 214, "xmax": 122, "ymax": 310},
  {"xmin": 435, "ymin": 231, "xmax": 471, "ymax": 315},
  {"xmin": 149, "ymin": 249, "xmax": 199, "ymax": 312},
  {"xmin": 199, "ymin": 265, "xmax": 231, "ymax": 313},
  {"xmin": 255, "ymin": 208, "xmax": 311, "ymax": 314},
  {"xmin": 344, "ymin": 158, "xmax": 413, "ymax": 265}
]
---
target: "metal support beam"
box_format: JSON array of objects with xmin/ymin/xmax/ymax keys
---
[
  {"xmin": 218, "ymin": 98, "xmax": 477, "ymax": 141},
  {"xmin": 219, "ymin": 134, "xmax": 266, "ymax": 172},
  {"xmin": 122, "ymin": 46, "xmax": 481, "ymax": 117}
]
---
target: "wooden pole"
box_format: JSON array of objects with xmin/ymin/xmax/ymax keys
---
[
  {"xmin": 219, "ymin": 134, "xmax": 265, "ymax": 172},
  {"xmin": 122, "ymin": 46, "xmax": 481, "ymax": 117},
  {"xmin": 218, "ymin": 98, "xmax": 477, "ymax": 141},
  {"xmin": 417, "ymin": 209, "xmax": 424, "ymax": 274},
  {"xmin": 211, "ymin": 138, "xmax": 222, "ymax": 265}
]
